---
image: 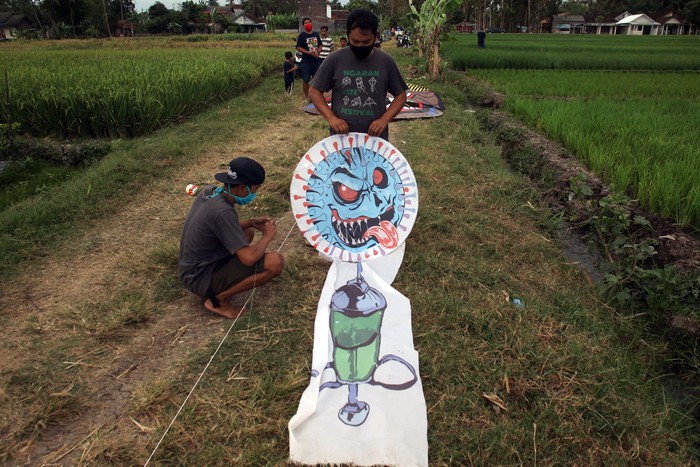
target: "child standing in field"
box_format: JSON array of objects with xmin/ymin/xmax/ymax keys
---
[
  {"xmin": 284, "ymin": 51, "xmax": 298, "ymax": 95},
  {"xmin": 319, "ymin": 26, "xmax": 335, "ymax": 64}
]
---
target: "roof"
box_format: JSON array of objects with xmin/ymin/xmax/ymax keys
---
[
  {"xmin": 648, "ymin": 8, "xmax": 684, "ymax": 23},
  {"xmin": 553, "ymin": 15, "xmax": 585, "ymax": 23},
  {"xmin": 203, "ymin": 6, "xmax": 264, "ymax": 24},
  {"xmin": 0, "ymin": 12, "xmax": 30, "ymax": 28},
  {"xmin": 617, "ymin": 13, "xmax": 660, "ymax": 25}
]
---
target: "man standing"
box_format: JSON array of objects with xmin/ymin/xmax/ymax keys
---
[
  {"xmin": 309, "ymin": 9, "xmax": 408, "ymax": 142},
  {"xmin": 477, "ymin": 28, "xmax": 486, "ymax": 48},
  {"xmin": 179, "ymin": 157, "xmax": 284, "ymax": 319},
  {"xmin": 319, "ymin": 25, "xmax": 335, "ymax": 64},
  {"xmin": 296, "ymin": 17, "xmax": 322, "ymax": 99}
]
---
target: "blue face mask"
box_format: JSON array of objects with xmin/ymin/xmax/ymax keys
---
[{"xmin": 232, "ymin": 185, "xmax": 257, "ymax": 205}]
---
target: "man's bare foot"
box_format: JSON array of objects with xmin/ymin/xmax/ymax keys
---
[{"xmin": 203, "ymin": 299, "xmax": 246, "ymax": 319}]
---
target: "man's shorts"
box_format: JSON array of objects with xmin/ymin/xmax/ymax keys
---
[
  {"xmin": 298, "ymin": 60, "xmax": 319, "ymax": 83},
  {"xmin": 208, "ymin": 254, "xmax": 266, "ymax": 295}
]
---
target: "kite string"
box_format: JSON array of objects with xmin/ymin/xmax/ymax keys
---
[{"xmin": 143, "ymin": 215, "xmax": 296, "ymax": 467}]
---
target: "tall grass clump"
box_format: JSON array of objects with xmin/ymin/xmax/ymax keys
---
[{"xmin": 0, "ymin": 47, "xmax": 283, "ymax": 138}]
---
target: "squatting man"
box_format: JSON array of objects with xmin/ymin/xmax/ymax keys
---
[{"xmin": 179, "ymin": 157, "xmax": 285, "ymax": 318}]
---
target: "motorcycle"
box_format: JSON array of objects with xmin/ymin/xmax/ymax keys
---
[{"xmin": 396, "ymin": 31, "xmax": 412, "ymax": 48}]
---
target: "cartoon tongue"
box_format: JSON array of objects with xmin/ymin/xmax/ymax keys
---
[{"xmin": 363, "ymin": 221, "xmax": 399, "ymax": 248}]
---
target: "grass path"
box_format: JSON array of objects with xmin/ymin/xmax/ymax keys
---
[
  {"xmin": 0, "ymin": 59, "xmax": 697, "ymax": 464},
  {"xmin": 0, "ymin": 77, "xmax": 328, "ymax": 464}
]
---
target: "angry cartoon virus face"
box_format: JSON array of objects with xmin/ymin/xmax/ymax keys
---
[{"xmin": 291, "ymin": 133, "xmax": 418, "ymax": 262}]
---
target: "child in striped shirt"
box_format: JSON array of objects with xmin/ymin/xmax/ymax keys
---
[{"xmin": 319, "ymin": 26, "xmax": 335, "ymax": 63}]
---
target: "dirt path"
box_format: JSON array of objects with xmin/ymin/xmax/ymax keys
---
[{"xmin": 0, "ymin": 101, "xmax": 332, "ymax": 465}]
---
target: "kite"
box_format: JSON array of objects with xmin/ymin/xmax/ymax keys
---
[
  {"xmin": 288, "ymin": 134, "xmax": 428, "ymax": 466},
  {"xmin": 304, "ymin": 83, "xmax": 445, "ymax": 120}
]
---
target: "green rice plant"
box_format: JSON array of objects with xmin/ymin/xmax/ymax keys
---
[
  {"xmin": 443, "ymin": 34, "xmax": 700, "ymax": 71},
  {"xmin": 503, "ymin": 95, "xmax": 700, "ymax": 227},
  {"xmin": 463, "ymin": 54, "xmax": 700, "ymax": 228},
  {"xmin": 0, "ymin": 46, "xmax": 284, "ymax": 138}
]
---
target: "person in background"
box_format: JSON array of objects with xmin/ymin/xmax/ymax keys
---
[
  {"xmin": 339, "ymin": 36, "xmax": 347, "ymax": 48},
  {"xmin": 477, "ymin": 28, "xmax": 486, "ymax": 49},
  {"xmin": 179, "ymin": 157, "xmax": 284, "ymax": 319},
  {"xmin": 319, "ymin": 25, "xmax": 335, "ymax": 63},
  {"xmin": 284, "ymin": 51, "xmax": 298, "ymax": 95},
  {"xmin": 296, "ymin": 17, "xmax": 322, "ymax": 99},
  {"xmin": 309, "ymin": 9, "xmax": 408, "ymax": 142}
]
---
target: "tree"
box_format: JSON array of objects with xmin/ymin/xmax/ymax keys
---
[
  {"xmin": 684, "ymin": 0, "xmax": 700, "ymax": 25},
  {"xmin": 345, "ymin": 0, "xmax": 379, "ymax": 13},
  {"xmin": 146, "ymin": 0, "xmax": 170, "ymax": 32},
  {"xmin": 409, "ymin": 0, "xmax": 462, "ymax": 78}
]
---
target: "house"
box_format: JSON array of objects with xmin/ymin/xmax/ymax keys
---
[
  {"xmin": 648, "ymin": 8, "xmax": 693, "ymax": 35},
  {"xmin": 115, "ymin": 19, "xmax": 134, "ymax": 37},
  {"xmin": 583, "ymin": 13, "xmax": 625, "ymax": 35},
  {"xmin": 455, "ymin": 20, "xmax": 476, "ymax": 33},
  {"xmin": 547, "ymin": 9, "xmax": 694, "ymax": 35},
  {"xmin": 0, "ymin": 12, "xmax": 32, "ymax": 40},
  {"xmin": 547, "ymin": 14, "xmax": 586, "ymax": 34},
  {"xmin": 614, "ymin": 13, "xmax": 660, "ymax": 35},
  {"xmin": 203, "ymin": 4, "xmax": 266, "ymax": 33},
  {"xmin": 331, "ymin": 9, "xmax": 349, "ymax": 33},
  {"xmin": 298, "ymin": 0, "xmax": 331, "ymax": 31}
]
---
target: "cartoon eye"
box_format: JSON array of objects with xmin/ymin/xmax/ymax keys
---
[
  {"xmin": 373, "ymin": 168, "xmax": 388, "ymax": 188},
  {"xmin": 334, "ymin": 182, "xmax": 360, "ymax": 203}
]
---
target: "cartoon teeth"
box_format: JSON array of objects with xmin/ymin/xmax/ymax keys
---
[{"xmin": 333, "ymin": 217, "xmax": 370, "ymax": 247}]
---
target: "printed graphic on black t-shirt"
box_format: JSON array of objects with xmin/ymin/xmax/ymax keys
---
[{"xmin": 338, "ymin": 69, "xmax": 381, "ymax": 117}]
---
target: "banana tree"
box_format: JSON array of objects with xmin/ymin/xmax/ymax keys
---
[{"xmin": 408, "ymin": 0, "xmax": 462, "ymax": 79}]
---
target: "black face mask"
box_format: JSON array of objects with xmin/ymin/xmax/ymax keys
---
[{"xmin": 349, "ymin": 43, "xmax": 374, "ymax": 60}]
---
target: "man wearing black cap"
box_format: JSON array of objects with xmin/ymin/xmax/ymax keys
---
[{"xmin": 179, "ymin": 157, "xmax": 284, "ymax": 318}]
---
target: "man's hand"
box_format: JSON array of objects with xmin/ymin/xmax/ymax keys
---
[
  {"xmin": 367, "ymin": 117, "xmax": 390, "ymax": 137},
  {"xmin": 250, "ymin": 217, "xmax": 271, "ymax": 230},
  {"xmin": 260, "ymin": 219, "xmax": 277, "ymax": 238},
  {"xmin": 329, "ymin": 115, "xmax": 349, "ymax": 134}
]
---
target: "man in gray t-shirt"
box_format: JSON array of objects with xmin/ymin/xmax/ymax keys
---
[
  {"xmin": 179, "ymin": 157, "xmax": 285, "ymax": 318},
  {"xmin": 309, "ymin": 9, "xmax": 407, "ymax": 141}
]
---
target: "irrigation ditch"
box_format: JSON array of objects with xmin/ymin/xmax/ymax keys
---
[{"xmin": 465, "ymin": 75, "xmax": 700, "ymax": 420}]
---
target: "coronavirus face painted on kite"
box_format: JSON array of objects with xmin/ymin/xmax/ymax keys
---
[
  {"xmin": 291, "ymin": 133, "xmax": 418, "ymax": 262},
  {"xmin": 306, "ymin": 147, "xmax": 402, "ymax": 252}
]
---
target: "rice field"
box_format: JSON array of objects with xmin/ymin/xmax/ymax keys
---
[
  {"xmin": 443, "ymin": 34, "xmax": 700, "ymax": 228},
  {"xmin": 0, "ymin": 37, "xmax": 290, "ymax": 138}
]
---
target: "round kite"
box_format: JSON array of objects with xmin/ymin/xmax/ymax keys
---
[{"xmin": 290, "ymin": 133, "xmax": 418, "ymax": 262}]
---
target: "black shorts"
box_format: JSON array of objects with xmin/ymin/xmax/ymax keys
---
[
  {"xmin": 208, "ymin": 254, "xmax": 266, "ymax": 295},
  {"xmin": 298, "ymin": 60, "xmax": 319, "ymax": 83}
]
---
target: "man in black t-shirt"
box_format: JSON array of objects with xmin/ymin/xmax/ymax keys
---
[
  {"xmin": 296, "ymin": 17, "xmax": 322, "ymax": 99},
  {"xmin": 477, "ymin": 28, "xmax": 486, "ymax": 48},
  {"xmin": 309, "ymin": 9, "xmax": 407, "ymax": 141},
  {"xmin": 179, "ymin": 157, "xmax": 284, "ymax": 318}
]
